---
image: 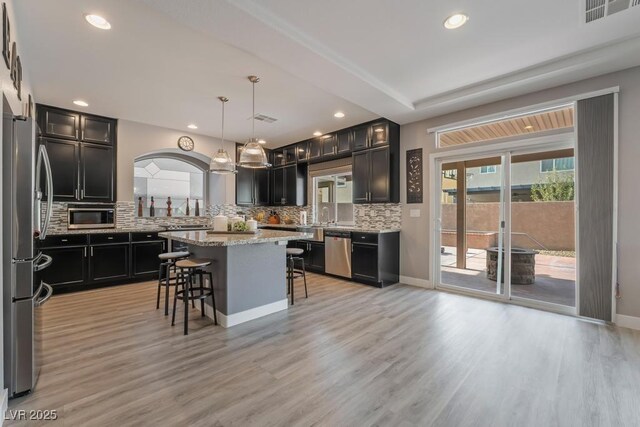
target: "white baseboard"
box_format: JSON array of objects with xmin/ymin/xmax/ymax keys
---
[
  {"xmin": 400, "ymin": 275, "xmax": 432, "ymax": 289},
  {"xmin": 200, "ymin": 299, "xmax": 289, "ymax": 328},
  {"xmin": 615, "ymin": 314, "xmax": 640, "ymax": 331},
  {"xmin": 1, "ymin": 388, "xmax": 8, "ymax": 427}
]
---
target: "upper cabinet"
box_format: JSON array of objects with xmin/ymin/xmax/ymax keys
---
[
  {"xmin": 336, "ymin": 130, "xmax": 352, "ymax": 154},
  {"xmin": 271, "ymin": 164, "xmax": 306, "ymax": 206},
  {"xmin": 352, "ymin": 121, "xmax": 394, "ymax": 151},
  {"xmin": 296, "ymin": 141, "xmax": 309, "ymax": 162},
  {"xmin": 36, "ymin": 104, "xmax": 117, "ymax": 203},
  {"xmin": 308, "ymin": 137, "xmax": 322, "ymax": 160},
  {"xmin": 236, "ymin": 144, "xmax": 271, "ymax": 206},
  {"xmin": 321, "ymin": 134, "xmax": 337, "ymax": 157}
]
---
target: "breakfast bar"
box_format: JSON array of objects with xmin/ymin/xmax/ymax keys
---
[{"xmin": 159, "ymin": 229, "xmax": 311, "ymax": 328}]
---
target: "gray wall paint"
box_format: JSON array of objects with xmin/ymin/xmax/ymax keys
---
[
  {"xmin": 117, "ymin": 120, "xmax": 236, "ymax": 205},
  {"xmin": 399, "ymin": 66, "xmax": 640, "ymax": 318}
]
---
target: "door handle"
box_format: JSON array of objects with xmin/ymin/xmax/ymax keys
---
[
  {"xmin": 34, "ymin": 282, "xmax": 53, "ymax": 307},
  {"xmin": 36, "ymin": 145, "xmax": 54, "ymax": 239},
  {"xmin": 34, "ymin": 254, "xmax": 53, "ymax": 272}
]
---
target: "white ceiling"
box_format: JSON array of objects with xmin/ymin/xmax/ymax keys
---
[{"xmin": 14, "ymin": 0, "xmax": 640, "ymax": 147}]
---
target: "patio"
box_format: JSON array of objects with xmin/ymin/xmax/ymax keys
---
[{"xmin": 440, "ymin": 246, "xmax": 576, "ymax": 307}]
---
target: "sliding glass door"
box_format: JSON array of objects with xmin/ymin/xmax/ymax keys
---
[{"xmin": 434, "ymin": 144, "xmax": 577, "ymax": 311}]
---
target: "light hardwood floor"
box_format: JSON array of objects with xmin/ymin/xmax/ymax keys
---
[{"xmin": 7, "ymin": 274, "xmax": 640, "ymax": 426}]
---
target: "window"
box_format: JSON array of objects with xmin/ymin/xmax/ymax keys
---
[
  {"xmin": 480, "ymin": 165, "xmax": 496, "ymax": 174},
  {"xmin": 541, "ymin": 157, "xmax": 575, "ymax": 173},
  {"xmin": 134, "ymin": 157, "xmax": 205, "ymax": 216},
  {"xmin": 313, "ymin": 172, "xmax": 353, "ymax": 224}
]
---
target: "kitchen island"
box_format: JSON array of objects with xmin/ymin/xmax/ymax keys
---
[{"xmin": 158, "ymin": 229, "xmax": 311, "ymax": 328}]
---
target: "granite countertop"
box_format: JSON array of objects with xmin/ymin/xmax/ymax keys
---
[
  {"xmin": 257, "ymin": 224, "xmax": 401, "ymax": 234},
  {"xmin": 48, "ymin": 226, "xmax": 167, "ymax": 235},
  {"xmin": 159, "ymin": 229, "xmax": 313, "ymax": 247}
]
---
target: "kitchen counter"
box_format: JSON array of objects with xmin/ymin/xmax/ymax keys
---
[
  {"xmin": 258, "ymin": 224, "xmax": 401, "ymax": 234},
  {"xmin": 160, "ymin": 229, "xmax": 310, "ymax": 328},
  {"xmin": 159, "ymin": 229, "xmax": 311, "ymax": 247},
  {"xmin": 47, "ymin": 226, "xmax": 167, "ymax": 235}
]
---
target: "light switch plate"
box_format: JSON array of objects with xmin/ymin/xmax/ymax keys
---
[{"xmin": 410, "ymin": 209, "xmax": 421, "ymax": 218}]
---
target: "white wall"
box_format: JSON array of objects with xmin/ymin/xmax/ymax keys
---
[
  {"xmin": 1, "ymin": 0, "xmax": 36, "ymax": 411},
  {"xmin": 399, "ymin": 65, "xmax": 640, "ymax": 318},
  {"xmin": 117, "ymin": 120, "xmax": 236, "ymax": 205}
]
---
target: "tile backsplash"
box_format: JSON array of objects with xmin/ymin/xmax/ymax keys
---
[{"xmin": 45, "ymin": 201, "xmax": 401, "ymax": 233}]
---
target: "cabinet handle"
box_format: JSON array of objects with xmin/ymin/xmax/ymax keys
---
[
  {"xmin": 81, "ymin": 189, "xmax": 85, "ymax": 199},
  {"xmin": 75, "ymin": 188, "xmax": 79, "ymax": 199},
  {"xmin": 107, "ymin": 236, "xmax": 114, "ymax": 240},
  {"xmin": 90, "ymin": 246, "xmax": 94, "ymax": 257},
  {"xmin": 75, "ymin": 129, "xmax": 78, "ymax": 139},
  {"xmin": 162, "ymin": 241, "xmax": 166, "ymax": 251},
  {"xmin": 81, "ymin": 130, "xmax": 84, "ymax": 140},
  {"xmin": 351, "ymin": 243, "xmax": 354, "ymax": 253},
  {"xmin": 84, "ymin": 247, "xmax": 87, "ymax": 257}
]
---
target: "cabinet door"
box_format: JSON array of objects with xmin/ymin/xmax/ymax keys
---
[
  {"xmin": 39, "ymin": 107, "xmax": 79, "ymax": 140},
  {"xmin": 132, "ymin": 241, "xmax": 164, "ymax": 277},
  {"xmin": 336, "ymin": 130, "xmax": 352, "ymax": 154},
  {"xmin": 369, "ymin": 146, "xmax": 390, "ymax": 202},
  {"xmin": 39, "ymin": 246, "xmax": 86, "ymax": 286},
  {"xmin": 283, "ymin": 165, "xmax": 298, "ymax": 206},
  {"xmin": 352, "ymin": 150, "xmax": 370, "ymax": 203},
  {"xmin": 81, "ymin": 115, "xmax": 115, "ymax": 145},
  {"xmin": 40, "ymin": 138, "xmax": 79, "ymax": 201},
  {"xmin": 284, "ymin": 147, "xmax": 296, "ymax": 165},
  {"xmin": 272, "ymin": 149, "xmax": 286, "ymax": 167},
  {"xmin": 272, "ymin": 167, "xmax": 285, "ymax": 205},
  {"xmin": 236, "ymin": 159, "xmax": 254, "ymax": 206},
  {"xmin": 308, "ymin": 138, "xmax": 322, "ymax": 160},
  {"xmin": 352, "ymin": 125, "xmax": 370, "ymax": 151},
  {"xmin": 297, "ymin": 242, "xmax": 313, "ymax": 267},
  {"xmin": 81, "ymin": 143, "xmax": 114, "ymax": 202},
  {"xmin": 309, "ymin": 242, "xmax": 325, "ymax": 271},
  {"xmin": 296, "ymin": 141, "xmax": 309, "ymax": 162},
  {"xmin": 254, "ymin": 168, "xmax": 270, "ymax": 205},
  {"xmin": 352, "ymin": 243, "xmax": 379, "ymax": 281},
  {"xmin": 89, "ymin": 244, "xmax": 130, "ymax": 282},
  {"xmin": 322, "ymin": 134, "xmax": 337, "ymax": 157},
  {"xmin": 370, "ymin": 122, "xmax": 389, "ymax": 147}
]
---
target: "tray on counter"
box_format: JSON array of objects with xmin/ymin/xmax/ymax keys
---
[{"xmin": 206, "ymin": 230, "xmax": 258, "ymax": 235}]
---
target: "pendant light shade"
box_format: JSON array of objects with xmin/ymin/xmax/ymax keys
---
[
  {"xmin": 210, "ymin": 96, "xmax": 237, "ymax": 174},
  {"xmin": 238, "ymin": 76, "xmax": 271, "ymax": 169}
]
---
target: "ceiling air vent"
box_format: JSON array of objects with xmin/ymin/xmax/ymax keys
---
[
  {"xmin": 585, "ymin": 0, "xmax": 637, "ymax": 23},
  {"xmin": 250, "ymin": 114, "xmax": 278, "ymax": 123}
]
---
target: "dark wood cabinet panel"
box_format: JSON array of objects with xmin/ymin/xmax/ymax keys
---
[
  {"xmin": 352, "ymin": 243, "xmax": 378, "ymax": 281},
  {"xmin": 284, "ymin": 165, "xmax": 298, "ymax": 204},
  {"xmin": 352, "ymin": 125, "xmax": 370, "ymax": 151},
  {"xmin": 352, "ymin": 150, "xmax": 370, "ymax": 203},
  {"xmin": 81, "ymin": 115, "xmax": 115, "ymax": 145},
  {"xmin": 40, "ymin": 138, "xmax": 79, "ymax": 201},
  {"xmin": 235, "ymin": 162, "xmax": 254, "ymax": 206},
  {"xmin": 235, "ymin": 144, "xmax": 271, "ymax": 206},
  {"xmin": 272, "ymin": 149, "xmax": 286, "ymax": 167},
  {"xmin": 284, "ymin": 147, "xmax": 296, "ymax": 164},
  {"xmin": 369, "ymin": 146, "xmax": 390, "ymax": 202},
  {"xmin": 89, "ymin": 244, "xmax": 130, "ymax": 282},
  {"xmin": 322, "ymin": 134, "xmax": 337, "ymax": 157},
  {"xmin": 272, "ymin": 167, "xmax": 285, "ymax": 205},
  {"xmin": 297, "ymin": 241, "xmax": 324, "ymax": 272},
  {"xmin": 271, "ymin": 165, "xmax": 306, "ymax": 206},
  {"xmin": 337, "ymin": 130, "xmax": 352, "ymax": 154},
  {"xmin": 39, "ymin": 246, "xmax": 86, "ymax": 286},
  {"xmin": 254, "ymin": 168, "xmax": 270, "ymax": 205},
  {"xmin": 296, "ymin": 141, "xmax": 309, "ymax": 162},
  {"xmin": 370, "ymin": 122, "xmax": 389, "ymax": 147},
  {"xmin": 308, "ymin": 137, "xmax": 322, "ymax": 160},
  {"xmin": 351, "ymin": 232, "xmax": 399, "ymax": 287},
  {"xmin": 132, "ymin": 241, "xmax": 164, "ymax": 277},
  {"xmin": 39, "ymin": 107, "xmax": 79, "ymax": 140},
  {"xmin": 81, "ymin": 143, "xmax": 114, "ymax": 202}
]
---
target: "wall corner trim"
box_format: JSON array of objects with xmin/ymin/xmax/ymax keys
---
[
  {"xmin": 400, "ymin": 276, "xmax": 433, "ymax": 289},
  {"xmin": 1, "ymin": 388, "xmax": 8, "ymax": 426},
  {"xmin": 615, "ymin": 314, "xmax": 640, "ymax": 331}
]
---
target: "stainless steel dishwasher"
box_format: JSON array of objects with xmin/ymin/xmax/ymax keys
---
[{"xmin": 324, "ymin": 230, "xmax": 352, "ymax": 278}]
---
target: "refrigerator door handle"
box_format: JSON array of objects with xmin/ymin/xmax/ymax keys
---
[
  {"xmin": 34, "ymin": 282, "xmax": 53, "ymax": 307},
  {"xmin": 33, "ymin": 254, "xmax": 52, "ymax": 272},
  {"xmin": 35, "ymin": 145, "xmax": 54, "ymax": 239}
]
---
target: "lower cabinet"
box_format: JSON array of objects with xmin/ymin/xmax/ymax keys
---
[
  {"xmin": 39, "ymin": 246, "xmax": 87, "ymax": 286},
  {"xmin": 88, "ymin": 244, "xmax": 130, "ymax": 282},
  {"xmin": 297, "ymin": 241, "xmax": 325, "ymax": 272},
  {"xmin": 350, "ymin": 232, "xmax": 400, "ymax": 287},
  {"xmin": 132, "ymin": 241, "xmax": 165, "ymax": 277},
  {"xmin": 352, "ymin": 243, "xmax": 379, "ymax": 282}
]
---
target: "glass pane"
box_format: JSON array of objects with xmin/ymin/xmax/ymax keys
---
[
  {"xmin": 314, "ymin": 172, "xmax": 353, "ymax": 224},
  {"xmin": 510, "ymin": 152, "xmax": 576, "ymax": 307},
  {"xmin": 440, "ymin": 158, "xmax": 505, "ymax": 295},
  {"xmin": 133, "ymin": 157, "xmax": 205, "ymax": 217}
]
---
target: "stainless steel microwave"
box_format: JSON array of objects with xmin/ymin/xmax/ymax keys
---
[{"xmin": 67, "ymin": 204, "xmax": 116, "ymax": 229}]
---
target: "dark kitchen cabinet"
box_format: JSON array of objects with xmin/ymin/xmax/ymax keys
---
[
  {"xmin": 132, "ymin": 240, "xmax": 165, "ymax": 277},
  {"xmin": 296, "ymin": 141, "xmax": 309, "ymax": 162},
  {"xmin": 39, "ymin": 246, "xmax": 87, "ymax": 287},
  {"xmin": 81, "ymin": 115, "xmax": 115, "ymax": 145},
  {"xmin": 272, "ymin": 149, "xmax": 286, "ymax": 167},
  {"xmin": 39, "ymin": 137, "xmax": 79, "ymax": 201},
  {"xmin": 235, "ymin": 144, "xmax": 271, "ymax": 206},
  {"xmin": 352, "ymin": 125, "xmax": 371, "ymax": 151},
  {"xmin": 88, "ymin": 243, "xmax": 130, "ymax": 282},
  {"xmin": 369, "ymin": 121, "xmax": 389, "ymax": 147},
  {"xmin": 351, "ymin": 232, "xmax": 399, "ymax": 287},
  {"xmin": 308, "ymin": 137, "xmax": 322, "ymax": 160},
  {"xmin": 336, "ymin": 130, "xmax": 352, "ymax": 154},
  {"xmin": 38, "ymin": 107, "xmax": 80, "ymax": 140},
  {"xmin": 322, "ymin": 134, "xmax": 337, "ymax": 157},
  {"xmin": 352, "ymin": 145, "xmax": 398, "ymax": 203},
  {"xmin": 352, "ymin": 120, "xmax": 397, "ymax": 151},
  {"xmin": 297, "ymin": 241, "xmax": 325, "ymax": 272},
  {"xmin": 36, "ymin": 104, "xmax": 117, "ymax": 203},
  {"xmin": 81, "ymin": 143, "xmax": 114, "ymax": 202},
  {"xmin": 271, "ymin": 164, "xmax": 306, "ymax": 206}
]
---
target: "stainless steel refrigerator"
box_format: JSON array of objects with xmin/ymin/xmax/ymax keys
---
[{"xmin": 2, "ymin": 95, "xmax": 54, "ymax": 398}]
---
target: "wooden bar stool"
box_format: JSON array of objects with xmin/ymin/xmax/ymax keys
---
[
  {"xmin": 157, "ymin": 251, "xmax": 190, "ymax": 315},
  {"xmin": 171, "ymin": 258, "xmax": 217, "ymax": 335},
  {"xmin": 286, "ymin": 247, "xmax": 308, "ymax": 305}
]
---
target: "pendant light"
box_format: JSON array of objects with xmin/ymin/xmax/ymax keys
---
[
  {"xmin": 238, "ymin": 75, "xmax": 271, "ymax": 168},
  {"xmin": 210, "ymin": 96, "xmax": 237, "ymax": 174}
]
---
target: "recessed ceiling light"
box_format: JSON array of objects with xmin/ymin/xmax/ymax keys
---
[
  {"xmin": 187, "ymin": 124, "xmax": 198, "ymax": 129},
  {"xmin": 313, "ymin": 131, "xmax": 322, "ymax": 137},
  {"xmin": 84, "ymin": 14, "xmax": 111, "ymax": 30},
  {"xmin": 443, "ymin": 13, "xmax": 468, "ymax": 30},
  {"xmin": 258, "ymin": 139, "xmax": 266, "ymax": 144},
  {"xmin": 73, "ymin": 100, "xmax": 89, "ymax": 107},
  {"xmin": 334, "ymin": 111, "xmax": 345, "ymax": 118}
]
